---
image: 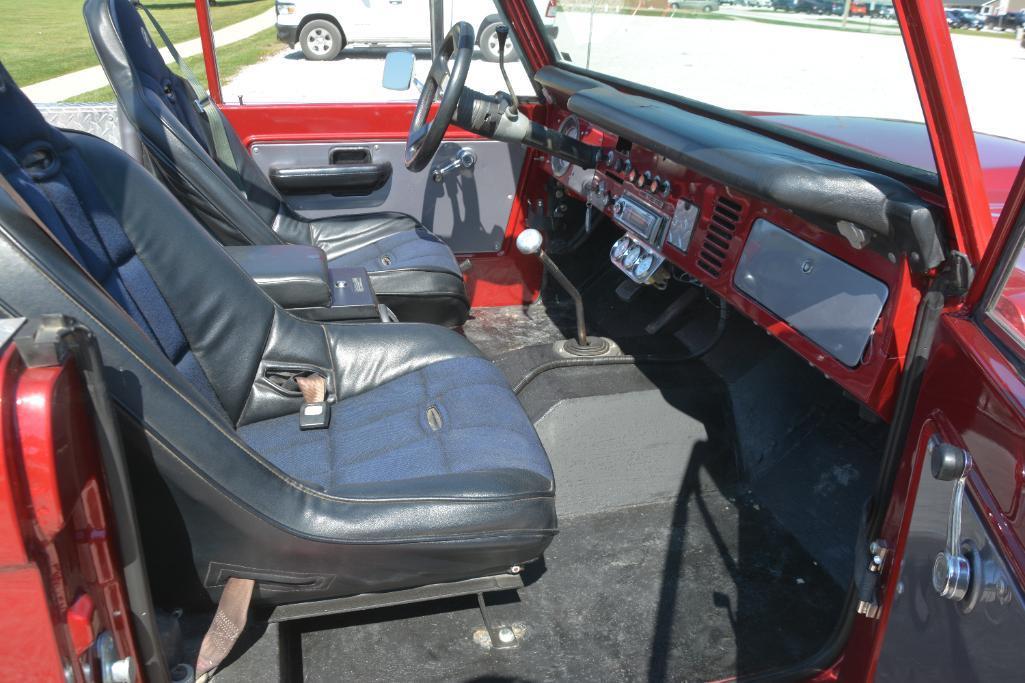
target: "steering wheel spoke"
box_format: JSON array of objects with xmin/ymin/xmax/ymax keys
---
[
  {"xmin": 404, "ymin": 22, "xmax": 475, "ymax": 172},
  {"xmin": 428, "ymin": 58, "xmax": 450, "ymax": 88},
  {"xmin": 408, "ymin": 122, "xmax": 430, "ymax": 148}
]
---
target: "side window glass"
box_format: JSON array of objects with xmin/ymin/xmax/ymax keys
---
[
  {"xmin": 215, "ymin": 0, "xmax": 535, "ymax": 105},
  {"xmin": 989, "ymin": 244, "xmax": 1025, "ymax": 350}
]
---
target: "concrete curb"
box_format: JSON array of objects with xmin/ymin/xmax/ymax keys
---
[{"xmin": 24, "ymin": 7, "xmax": 276, "ymax": 103}]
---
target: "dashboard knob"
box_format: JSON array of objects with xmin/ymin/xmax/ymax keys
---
[
  {"xmin": 660, "ymin": 179, "xmax": 672, "ymax": 197},
  {"xmin": 605, "ymin": 149, "xmax": 616, "ymax": 167},
  {"xmin": 613, "ymin": 199, "xmax": 625, "ymax": 215},
  {"xmin": 638, "ymin": 170, "xmax": 652, "ymax": 188},
  {"xmin": 649, "ymin": 175, "xmax": 662, "ymax": 194},
  {"xmin": 623, "ymin": 160, "xmax": 633, "ymax": 175}
]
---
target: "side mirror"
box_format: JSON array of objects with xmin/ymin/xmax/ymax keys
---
[{"xmin": 382, "ymin": 51, "xmax": 415, "ymax": 91}]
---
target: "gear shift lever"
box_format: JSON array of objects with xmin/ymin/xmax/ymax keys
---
[{"xmin": 516, "ymin": 229, "xmax": 610, "ymax": 356}]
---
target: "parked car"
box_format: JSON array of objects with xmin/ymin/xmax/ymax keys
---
[
  {"xmin": 669, "ymin": 0, "xmax": 720, "ymax": 11},
  {"xmin": 984, "ymin": 9, "xmax": 1025, "ymax": 30},
  {"xmin": 795, "ymin": 0, "xmax": 836, "ymax": 14},
  {"xmin": 847, "ymin": 1, "xmax": 869, "ymax": 16},
  {"xmin": 276, "ymin": 0, "xmax": 559, "ymax": 61},
  {"xmin": 946, "ymin": 8, "xmax": 984, "ymax": 29}
]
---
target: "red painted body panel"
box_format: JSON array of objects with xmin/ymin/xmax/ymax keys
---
[
  {"xmin": 893, "ymin": 0, "xmax": 993, "ymax": 265},
  {"xmin": 0, "ymin": 343, "xmax": 139, "ymax": 682},
  {"xmin": 195, "ymin": 0, "xmax": 221, "ymax": 105}
]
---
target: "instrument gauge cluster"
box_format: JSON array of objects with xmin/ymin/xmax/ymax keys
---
[{"xmin": 550, "ymin": 116, "xmax": 581, "ymax": 178}]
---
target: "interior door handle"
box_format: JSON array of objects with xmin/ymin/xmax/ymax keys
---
[{"xmin": 929, "ymin": 437, "xmax": 973, "ymax": 602}]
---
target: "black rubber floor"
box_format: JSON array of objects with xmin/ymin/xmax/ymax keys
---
[{"xmin": 295, "ymin": 492, "xmax": 843, "ymax": 682}]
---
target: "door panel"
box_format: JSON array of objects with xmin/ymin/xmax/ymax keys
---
[
  {"xmin": 251, "ymin": 140, "xmax": 526, "ymax": 254},
  {"xmin": 876, "ymin": 413, "xmax": 1025, "ymax": 681},
  {"xmin": 874, "ymin": 317, "xmax": 1025, "ymax": 681}
]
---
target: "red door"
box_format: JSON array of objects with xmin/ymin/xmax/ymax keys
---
[{"xmin": 863, "ymin": 165, "xmax": 1025, "ymax": 680}]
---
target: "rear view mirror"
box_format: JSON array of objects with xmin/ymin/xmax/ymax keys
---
[{"xmin": 382, "ymin": 51, "xmax": 415, "ymax": 91}]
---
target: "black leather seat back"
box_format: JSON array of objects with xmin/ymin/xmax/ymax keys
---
[{"xmin": 84, "ymin": 0, "xmax": 287, "ymax": 246}]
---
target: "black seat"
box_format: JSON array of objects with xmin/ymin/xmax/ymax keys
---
[
  {"xmin": 83, "ymin": 0, "xmax": 470, "ymax": 327},
  {"xmin": 0, "ymin": 63, "xmax": 555, "ymax": 605}
]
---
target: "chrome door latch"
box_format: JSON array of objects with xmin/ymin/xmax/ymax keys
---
[
  {"xmin": 432, "ymin": 147, "xmax": 476, "ymax": 183},
  {"xmin": 929, "ymin": 437, "xmax": 973, "ymax": 602}
]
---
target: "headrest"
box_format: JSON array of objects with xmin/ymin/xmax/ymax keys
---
[
  {"xmin": 0, "ymin": 62, "xmax": 69, "ymax": 180},
  {"xmin": 109, "ymin": 0, "xmax": 175, "ymax": 84}
]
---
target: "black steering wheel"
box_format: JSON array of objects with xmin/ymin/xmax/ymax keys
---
[{"xmin": 404, "ymin": 22, "xmax": 475, "ymax": 172}]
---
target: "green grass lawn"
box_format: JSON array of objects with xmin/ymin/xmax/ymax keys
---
[
  {"xmin": 68, "ymin": 25, "xmax": 282, "ymax": 102},
  {"xmin": 1, "ymin": 0, "xmax": 272, "ymax": 87}
]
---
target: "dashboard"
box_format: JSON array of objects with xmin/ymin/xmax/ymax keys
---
[{"xmin": 534, "ymin": 67, "xmax": 943, "ymax": 419}]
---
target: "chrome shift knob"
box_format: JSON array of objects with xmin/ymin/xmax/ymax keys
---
[{"xmin": 516, "ymin": 229, "xmax": 543, "ymax": 255}]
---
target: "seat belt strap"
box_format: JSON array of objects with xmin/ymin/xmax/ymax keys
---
[
  {"xmin": 133, "ymin": 1, "xmax": 245, "ymax": 191},
  {"xmin": 195, "ymin": 577, "xmax": 255, "ymax": 681},
  {"xmin": 296, "ymin": 373, "xmax": 331, "ymax": 430},
  {"xmin": 296, "ymin": 374, "xmax": 327, "ymax": 404}
]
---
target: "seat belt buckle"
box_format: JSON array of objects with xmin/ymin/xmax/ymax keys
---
[
  {"xmin": 299, "ymin": 401, "xmax": 331, "ymax": 430},
  {"xmin": 193, "ymin": 95, "xmax": 211, "ymax": 115}
]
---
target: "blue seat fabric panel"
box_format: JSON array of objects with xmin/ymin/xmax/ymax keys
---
[{"xmin": 238, "ymin": 357, "xmax": 553, "ymax": 492}]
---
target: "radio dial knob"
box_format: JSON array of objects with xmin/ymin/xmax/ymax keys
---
[
  {"xmin": 613, "ymin": 200, "xmax": 625, "ymax": 215},
  {"xmin": 649, "ymin": 175, "xmax": 662, "ymax": 194},
  {"xmin": 661, "ymin": 179, "xmax": 672, "ymax": 197}
]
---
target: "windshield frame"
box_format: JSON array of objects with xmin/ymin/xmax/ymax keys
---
[{"xmin": 526, "ymin": 8, "xmax": 942, "ymax": 192}]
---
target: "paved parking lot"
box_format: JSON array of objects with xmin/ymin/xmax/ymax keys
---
[{"xmin": 222, "ymin": 8, "xmax": 1025, "ymax": 142}]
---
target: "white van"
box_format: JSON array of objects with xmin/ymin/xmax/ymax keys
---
[{"xmin": 275, "ymin": 0, "xmax": 558, "ymax": 61}]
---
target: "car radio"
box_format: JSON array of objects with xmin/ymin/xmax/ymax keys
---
[
  {"xmin": 610, "ymin": 194, "xmax": 670, "ymax": 285},
  {"xmin": 611, "ymin": 195, "xmax": 665, "ymax": 245}
]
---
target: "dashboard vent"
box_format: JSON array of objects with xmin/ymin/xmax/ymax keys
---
[{"xmin": 697, "ymin": 195, "xmax": 743, "ymax": 277}]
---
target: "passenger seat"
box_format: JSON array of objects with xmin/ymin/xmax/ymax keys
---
[
  {"xmin": 83, "ymin": 0, "xmax": 470, "ymax": 326},
  {"xmin": 0, "ymin": 61, "xmax": 555, "ymax": 609}
]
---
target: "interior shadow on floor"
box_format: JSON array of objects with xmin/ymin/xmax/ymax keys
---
[{"xmin": 290, "ymin": 360, "xmax": 843, "ymax": 682}]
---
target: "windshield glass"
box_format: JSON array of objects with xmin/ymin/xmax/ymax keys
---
[{"xmin": 548, "ymin": 3, "xmax": 1025, "ymax": 176}]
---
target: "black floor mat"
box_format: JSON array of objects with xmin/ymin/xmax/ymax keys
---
[{"xmin": 295, "ymin": 493, "xmax": 843, "ymax": 682}]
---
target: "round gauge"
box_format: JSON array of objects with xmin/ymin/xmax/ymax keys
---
[
  {"xmin": 634, "ymin": 252, "xmax": 655, "ymax": 279},
  {"xmin": 611, "ymin": 236, "xmax": 631, "ymax": 260},
  {"xmin": 551, "ymin": 116, "xmax": 580, "ymax": 177},
  {"xmin": 623, "ymin": 244, "xmax": 643, "ymax": 269}
]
